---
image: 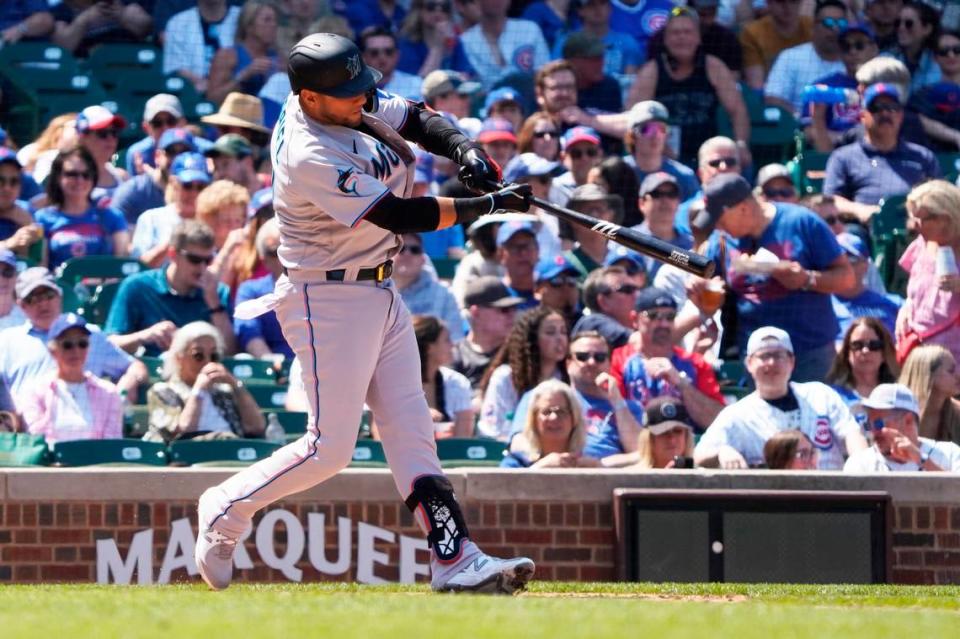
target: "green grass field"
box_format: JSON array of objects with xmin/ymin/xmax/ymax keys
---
[{"xmin": 3, "ymin": 583, "xmax": 959, "ymax": 638}]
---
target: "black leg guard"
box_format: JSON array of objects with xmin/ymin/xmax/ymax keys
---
[{"xmin": 404, "ymin": 475, "xmax": 470, "ymax": 561}]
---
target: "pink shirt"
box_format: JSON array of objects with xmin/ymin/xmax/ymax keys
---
[
  {"xmin": 899, "ymin": 238, "xmax": 960, "ymax": 361},
  {"xmin": 23, "ymin": 372, "xmax": 123, "ymax": 445}
]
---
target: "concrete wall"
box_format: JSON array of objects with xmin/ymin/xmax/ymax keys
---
[{"xmin": 1, "ymin": 469, "xmax": 959, "ymax": 584}]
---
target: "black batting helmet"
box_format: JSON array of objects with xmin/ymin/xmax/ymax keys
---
[{"xmin": 288, "ymin": 33, "xmax": 382, "ymax": 97}]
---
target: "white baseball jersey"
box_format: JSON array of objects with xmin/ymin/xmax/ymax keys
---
[
  {"xmin": 844, "ymin": 438, "xmax": 960, "ymax": 473},
  {"xmin": 695, "ymin": 382, "xmax": 862, "ymax": 470},
  {"xmin": 270, "ymin": 90, "xmax": 415, "ymax": 273}
]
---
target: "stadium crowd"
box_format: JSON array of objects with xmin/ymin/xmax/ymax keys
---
[{"xmin": 1, "ymin": 0, "xmax": 960, "ymax": 473}]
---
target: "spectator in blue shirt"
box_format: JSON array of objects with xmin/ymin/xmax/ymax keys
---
[
  {"xmin": 496, "ymin": 221, "xmax": 540, "ymax": 311},
  {"xmin": 824, "ymin": 83, "xmax": 940, "ymax": 223},
  {"xmin": 105, "ymin": 220, "xmax": 234, "ymax": 357},
  {"xmin": 393, "ymin": 232, "xmax": 465, "ymax": 342},
  {"xmin": 608, "ymin": 0, "xmax": 677, "ymax": 60},
  {"xmin": 335, "ymin": 0, "xmax": 405, "ymax": 38},
  {"xmin": 692, "ymin": 173, "xmax": 855, "ymax": 382},
  {"xmin": 0, "ymin": 267, "xmax": 147, "ymax": 409},
  {"xmin": 0, "ymin": 0, "xmax": 54, "ymax": 44},
  {"xmin": 633, "ymin": 172, "xmax": 694, "ymax": 280},
  {"xmin": 622, "ymin": 101, "xmax": 700, "ymax": 203},
  {"xmin": 34, "ymin": 145, "xmax": 129, "ymax": 270},
  {"xmin": 562, "ymin": 31, "xmax": 624, "ymax": 115},
  {"xmin": 114, "ymin": 127, "xmax": 197, "ymax": 228},
  {"xmin": 0, "ymin": 148, "xmax": 41, "ymax": 260},
  {"xmin": 520, "ymin": 0, "xmax": 570, "ymax": 50},
  {"xmin": 553, "ymin": 0, "xmax": 642, "ymax": 77},
  {"xmin": 831, "ymin": 232, "xmax": 901, "ymax": 342},
  {"xmin": 123, "ymin": 94, "xmax": 188, "ymax": 177},
  {"xmin": 234, "ymin": 218, "xmax": 292, "ymax": 360},
  {"xmin": 396, "ymin": 0, "xmax": 472, "ymax": 78}
]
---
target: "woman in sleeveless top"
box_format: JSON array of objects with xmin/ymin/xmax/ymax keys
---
[
  {"xmin": 413, "ymin": 315, "xmax": 475, "ymax": 439},
  {"xmin": 207, "ymin": 1, "xmax": 280, "ymax": 105},
  {"xmin": 626, "ymin": 7, "xmax": 751, "ymax": 168}
]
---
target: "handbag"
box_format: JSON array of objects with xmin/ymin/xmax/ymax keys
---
[
  {"xmin": 0, "ymin": 432, "xmax": 49, "ymax": 466},
  {"xmin": 897, "ymin": 312, "xmax": 960, "ymax": 365}
]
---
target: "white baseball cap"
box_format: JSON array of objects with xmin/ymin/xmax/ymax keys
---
[
  {"xmin": 746, "ymin": 326, "xmax": 793, "ymax": 357},
  {"xmin": 144, "ymin": 93, "xmax": 183, "ymax": 121},
  {"xmin": 860, "ymin": 383, "xmax": 920, "ymax": 416}
]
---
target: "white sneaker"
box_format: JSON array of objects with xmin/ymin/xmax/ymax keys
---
[
  {"xmin": 195, "ymin": 528, "xmax": 238, "ymax": 590},
  {"xmin": 434, "ymin": 555, "xmax": 535, "ymax": 594}
]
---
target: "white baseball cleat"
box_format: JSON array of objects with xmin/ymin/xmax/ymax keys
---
[
  {"xmin": 195, "ymin": 528, "xmax": 238, "ymax": 591},
  {"xmin": 434, "ymin": 555, "xmax": 535, "ymax": 594}
]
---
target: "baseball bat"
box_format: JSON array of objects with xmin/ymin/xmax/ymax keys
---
[{"xmin": 528, "ymin": 193, "xmax": 715, "ymax": 279}]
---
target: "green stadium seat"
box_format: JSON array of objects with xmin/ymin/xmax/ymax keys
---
[
  {"xmin": 222, "ymin": 358, "xmax": 279, "ymax": 384},
  {"xmin": 718, "ymin": 84, "xmax": 800, "ymax": 167},
  {"xmin": 716, "ymin": 360, "xmax": 747, "ymax": 387},
  {"xmin": 56, "ymin": 255, "xmax": 144, "ymax": 286},
  {"xmin": 0, "ymin": 42, "xmax": 78, "ymax": 73},
  {"xmin": 350, "ymin": 439, "xmax": 387, "ymax": 467},
  {"xmin": 123, "ymin": 405, "xmax": 151, "ymax": 439},
  {"xmin": 138, "ymin": 356, "xmax": 165, "ymax": 381},
  {"xmin": 0, "ymin": 432, "xmax": 49, "ymax": 467},
  {"xmin": 437, "ymin": 438, "xmax": 506, "ymax": 467},
  {"xmin": 870, "ymin": 195, "xmax": 907, "ymax": 240},
  {"xmin": 787, "ymin": 147, "xmax": 830, "ymax": 195},
  {"xmin": 937, "ymin": 153, "xmax": 960, "ymax": 182},
  {"xmin": 1, "ymin": 67, "xmax": 110, "ymax": 132},
  {"xmin": 50, "ymin": 439, "xmax": 167, "ymax": 466},
  {"xmin": 246, "ymin": 384, "xmax": 289, "ymax": 408},
  {"xmin": 432, "ymin": 257, "xmax": 460, "ymax": 280},
  {"xmin": 267, "ymin": 409, "xmax": 308, "ymax": 435},
  {"xmin": 85, "ymin": 44, "xmax": 163, "ymax": 87},
  {"xmin": 79, "ymin": 280, "xmax": 121, "ymax": 326},
  {"xmin": 167, "ymin": 439, "xmax": 280, "ymax": 466}
]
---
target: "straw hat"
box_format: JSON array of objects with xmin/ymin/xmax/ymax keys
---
[{"xmin": 201, "ymin": 92, "xmax": 271, "ymax": 135}]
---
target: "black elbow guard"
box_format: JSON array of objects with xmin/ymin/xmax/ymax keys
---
[{"xmin": 364, "ymin": 193, "xmax": 442, "ymax": 234}]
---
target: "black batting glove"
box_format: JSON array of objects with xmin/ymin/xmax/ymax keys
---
[
  {"xmin": 456, "ymin": 147, "xmax": 502, "ymax": 193},
  {"xmin": 490, "ymin": 183, "xmax": 532, "ymax": 213}
]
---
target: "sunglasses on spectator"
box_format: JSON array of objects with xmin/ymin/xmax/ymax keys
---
[
  {"xmin": 62, "ymin": 170, "xmax": 93, "ymax": 181},
  {"xmin": 0, "ymin": 176, "xmax": 21, "ymax": 188},
  {"xmin": 706, "ymin": 156, "xmax": 738, "ymax": 169},
  {"xmin": 567, "ymin": 147, "xmax": 600, "ymax": 160},
  {"xmin": 366, "ymin": 47, "xmax": 397, "ymax": 57},
  {"xmin": 647, "ymin": 188, "xmax": 679, "ymax": 200},
  {"xmin": 546, "ymin": 275, "xmax": 579, "ymax": 288},
  {"xmin": 537, "ymin": 405, "xmax": 571, "ymax": 419},
  {"xmin": 150, "ymin": 116, "xmax": 178, "ymax": 129},
  {"xmin": 764, "ymin": 187, "xmax": 796, "ymax": 199},
  {"xmin": 867, "ymin": 102, "xmax": 903, "ymax": 114},
  {"xmin": 400, "ymin": 245, "xmax": 424, "ymax": 255},
  {"xmin": 59, "ymin": 338, "xmax": 90, "ymax": 351},
  {"xmin": 179, "ymin": 250, "xmax": 214, "ymax": 265},
  {"xmin": 572, "ymin": 351, "xmax": 609, "ymax": 363},
  {"xmin": 751, "ymin": 350, "xmax": 790, "ymax": 363},
  {"xmin": 820, "ymin": 17, "xmax": 849, "ymax": 31},
  {"xmin": 25, "ymin": 289, "xmax": 58, "ymax": 305},
  {"xmin": 180, "ymin": 182, "xmax": 207, "ymax": 192},
  {"xmin": 895, "ymin": 18, "xmax": 916, "ymax": 30},
  {"xmin": 91, "ymin": 129, "xmax": 120, "ymax": 140},
  {"xmin": 0, "ymin": 265, "xmax": 17, "ymax": 279},
  {"xmin": 850, "ymin": 339, "xmax": 884, "ymax": 352},
  {"xmin": 533, "ymin": 130, "xmax": 558, "ymax": 139},
  {"xmin": 643, "ymin": 310, "xmax": 676, "ymax": 322},
  {"xmin": 423, "ymin": 1, "xmax": 451, "ymax": 11},
  {"xmin": 840, "ymin": 40, "xmax": 872, "ymax": 53},
  {"xmin": 637, "ymin": 122, "xmax": 667, "ymax": 138},
  {"xmin": 794, "ymin": 448, "xmax": 816, "ymax": 462},
  {"xmin": 609, "ymin": 283, "xmax": 639, "ymax": 296},
  {"xmin": 190, "ymin": 350, "xmax": 220, "ymax": 363},
  {"xmin": 937, "ymin": 45, "xmax": 960, "ymax": 57}
]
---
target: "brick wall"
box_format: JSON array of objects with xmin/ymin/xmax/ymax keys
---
[{"xmin": 2, "ymin": 469, "xmax": 960, "ymax": 584}]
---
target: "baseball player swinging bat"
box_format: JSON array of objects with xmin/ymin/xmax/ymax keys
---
[{"xmin": 483, "ymin": 180, "xmax": 715, "ymax": 278}]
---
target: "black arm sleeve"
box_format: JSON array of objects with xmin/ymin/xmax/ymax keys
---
[
  {"xmin": 364, "ymin": 192, "xmax": 497, "ymax": 234},
  {"xmin": 398, "ymin": 102, "xmax": 480, "ymax": 163}
]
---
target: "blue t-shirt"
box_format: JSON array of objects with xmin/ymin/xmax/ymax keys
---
[
  {"xmin": 799, "ymin": 72, "xmax": 860, "ymax": 133},
  {"xmin": 234, "ymin": 273, "xmax": 293, "ymax": 359},
  {"xmin": 396, "ymin": 37, "xmax": 474, "ymax": 76},
  {"xmin": 632, "ymin": 221, "xmax": 694, "ymax": 280},
  {"xmin": 521, "ymin": 2, "xmax": 567, "ymax": 49},
  {"xmin": 823, "ymin": 139, "xmax": 940, "ymax": 205},
  {"xmin": 334, "ymin": 0, "xmax": 406, "ymax": 38},
  {"xmin": 111, "ymin": 173, "xmax": 165, "ymax": 225},
  {"xmin": 0, "ymin": 0, "xmax": 49, "ymax": 31},
  {"xmin": 705, "ymin": 203, "xmax": 844, "ymax": 353},
  {"xmin": 35, "ymin": 204, "xmax": 127, "ymax": 270},
  {"xmin": 508, "ymin": 388, "xmax": 643, "ymax": 459},
  {"xmin": 421, "ymin": 226, "xmax": 465, "ymax": 260},
  {"xmin": 124, "ymin": 136, "xmax": 156, "ymax": 175},
  {"xmin": 553, "ymin": 29, "xmax": 643, "ymax": 76},
  {"xmin": 832, "ymin": 290, "xmax": 901, "ymax": 343},
  {"xmin": 505, "ymin": 284, "xmax": 539, "ymax": 311},
  {"xmin": 624, "ymin": 155, "xmax": 700, "ymax": 203},
  {"xmin": 609, "ymin": 0, "xmax": 675, "ymax": 59}
]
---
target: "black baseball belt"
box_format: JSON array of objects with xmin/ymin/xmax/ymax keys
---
[{"xmin": 283, "ymin": 260, "xmax": 393, "ymax": 283}]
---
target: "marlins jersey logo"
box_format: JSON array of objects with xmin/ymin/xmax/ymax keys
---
[{"xmin": 337, "ymin": 167, "xmax": 360, "ymax": 195}]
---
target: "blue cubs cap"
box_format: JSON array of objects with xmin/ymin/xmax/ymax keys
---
[
  {"xmin": 837, "ymin": 232, "xmax": 869, "ymax": 259},
  {"xmin": 49, "ymin": 312, "xmax": 91, "ymax": 340},
  {"xmin": 635, "ymin": 287, "xmax": 677, "ymax": 312},
  {"xmin": 561, "ymin": 126, "xmax": 601, "ymax": 152},
  {"xmin": 0, "ymin": 248, "xmax": 17, "ymax": 269},
  {"xmin": 864, "ymin": 83, "xmax": 901, "ymax": 107},
  {"xmin": 496, "ymin": 220, "xmax": 538, "ymax": 246},
  {"xmin": 503, "ymin": 152, "xmax": 562, "ymax": 183},
  {"xmin": 604, "ymin": 245, "xmax": 646, "ymax": 275},
  {"xmin": 158, "ymin": 127, "xmax": 197, "ymax": 152},
  {"xmin": 483, "ymin": 87, "xmax": 522, "ymax": 116},
  {"xmin": 536, "ymin": 255, "xmax": 580, "ymax": 282},
  {"xmin": 839, "ymin": 22, "xmax": 876, "ymax": 41},
  {"xmin": 170, "ymin": 152, "xmax": 211, "ymax": 184},
  {"xmin": 248, "ymin": 187, "xmax": 273, "ymax": 219},
  {"xmin": 477, "ymin": 118, "xmax": 517, "ymax": 144},
  {"xmin": 0, "ymin": 147, "xmax": 21, "ymax": 168}
]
